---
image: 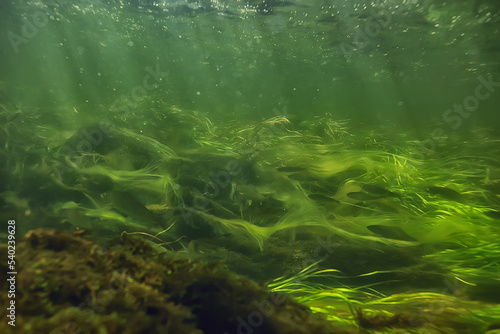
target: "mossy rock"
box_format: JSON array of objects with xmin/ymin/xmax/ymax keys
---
[{"xmin": 0, "ymin": 229, "xmax": 349, "ymax": 334}]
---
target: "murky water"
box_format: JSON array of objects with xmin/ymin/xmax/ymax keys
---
[{"xmin": 1, "ymin": 1, "xmax": 500, "ymax": 333}]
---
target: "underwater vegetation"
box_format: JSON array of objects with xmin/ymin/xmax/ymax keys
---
[
  {"xmin": 0, "ymin": 229, "xmax": 346, "ymax": 334},
  {"xmin": 1, "ymin": 94, "xmax": 500, "ymax": 333}
]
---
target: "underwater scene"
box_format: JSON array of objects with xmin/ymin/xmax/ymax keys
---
[{"xmin": 1, "ymin": 0, "xmax": 500, "ymax": 333}]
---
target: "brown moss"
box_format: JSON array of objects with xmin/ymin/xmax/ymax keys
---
[
  {"xmin": 0, "ymin": 229, "xmax": 347, "ymax": 334},
  {"xmin": 355, "ymin": 308, "xmax": 425, "ymax": 330}
]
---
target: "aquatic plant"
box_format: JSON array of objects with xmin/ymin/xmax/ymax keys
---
[
  {"xmin": 2, "ymin": 99, "xmax": 500, "ymax": 333},
  {"xmin": 0, "ymin": 229, "xmax": 345, "ymax": 334},
  {"xmin": 268, "ymin": 263, "xmax": 500, "ymax": 333}
]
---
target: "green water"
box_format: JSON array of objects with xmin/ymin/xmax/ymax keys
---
[
  {"xmin": 1, "ymin": 1, "xmax": 500, "ymax": 333},
  {"xmin": 1, "ymin": 1, "xmax": 499, "ymax": 123}
]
